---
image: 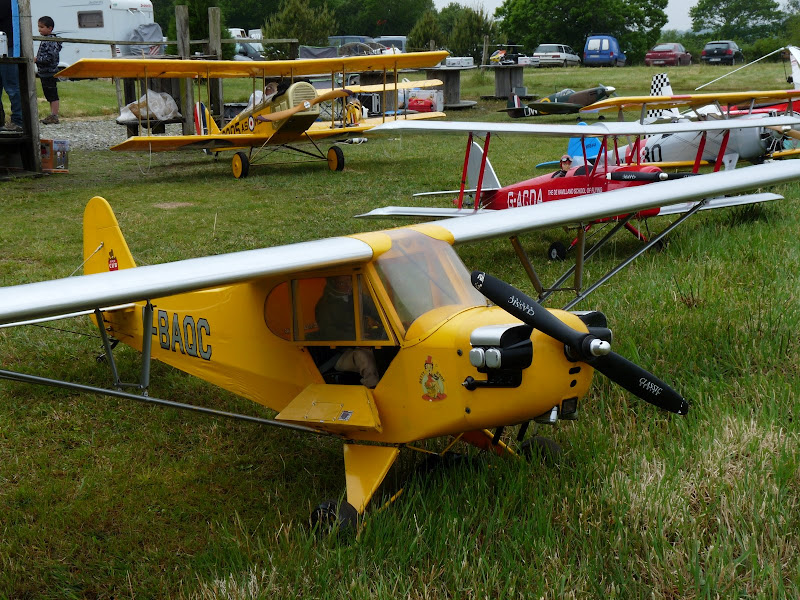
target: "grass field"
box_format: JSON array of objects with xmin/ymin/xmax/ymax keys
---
[{"xmin": 1, "ymin": 63, "xmax": 799, "ymax": 598}]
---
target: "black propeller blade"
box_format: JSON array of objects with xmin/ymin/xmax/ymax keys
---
[{"xmin": 471, "ymin": 271, "xmax": 689, "ymax": 415}]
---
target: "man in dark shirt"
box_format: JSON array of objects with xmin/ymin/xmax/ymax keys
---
[
  {"xmin": 0, "ymin": 0, "xmax": 23, "ymax": 132},
  {"xmin": 315, "ymin": 275, "xmax": 380, "ymax": 388}
]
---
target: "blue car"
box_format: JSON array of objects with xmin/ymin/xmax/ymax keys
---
[{"xmin": 583, "ymin": 35, "xmax": 626, "ymax": 67}]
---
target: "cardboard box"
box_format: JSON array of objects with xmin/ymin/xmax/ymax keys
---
[{"xmin": 41, "ymin": 139, "xmax": 69, "ymax": 173}]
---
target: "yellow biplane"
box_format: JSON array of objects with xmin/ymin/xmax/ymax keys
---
[
  {"xmin": 2, "ymin": 160, "xmax": 799, "ymax": 529},
  {"xmin": 58, "ymin": 52, "xmax": 448, "ymax": 178}
]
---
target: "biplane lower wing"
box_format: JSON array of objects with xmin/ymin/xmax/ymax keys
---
[{"xmin": 111, "ymin": 113, "xmax": 447, "ymax": 153}]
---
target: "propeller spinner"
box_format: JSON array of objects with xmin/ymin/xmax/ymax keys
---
[{"xmin": 471, "ymin": 271, "xmax": 689, "ymax": 415}]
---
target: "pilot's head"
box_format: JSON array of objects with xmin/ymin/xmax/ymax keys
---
[{"xmin": 560, "ymin": 155, "xmax": 572, "ymax": 169}]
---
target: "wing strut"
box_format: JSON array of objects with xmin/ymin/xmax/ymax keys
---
[
  {"xmin": 457, "ymin": 132, "xmax": 474, "ymax": 209},
  {"xmin": 531, "ymin": 200, "xmax": 708, "ymax": 309},
  {"xmin": 0, "ymin": 367, "xmax": 333, "ymax": 435},
  {"xmin": 474, "ymin": 133, "xmax": 492, "ymax": 210}
]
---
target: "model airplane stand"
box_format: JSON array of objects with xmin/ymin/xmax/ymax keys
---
[{"xmin": 425, "ymin": 65, "xmax": 477, "ymax": 109}]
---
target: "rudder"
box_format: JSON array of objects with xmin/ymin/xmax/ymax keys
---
[
  {"xmin": 194, "ymin": 102, "xmax": 220, "ymax": 135},
  {"xmin": 83, "ymin": 196, "xmax": 136, "ymax": 275}
]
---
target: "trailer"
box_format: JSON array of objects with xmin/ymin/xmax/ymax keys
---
[{"xmin": 30, "ymin": 0, "xmax": 156, "ymax": 68}]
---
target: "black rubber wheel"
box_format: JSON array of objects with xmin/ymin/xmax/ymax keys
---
[
  {"xmin": 310, "ymin": 499, "xmax": 358, "ymax": 534},
  {"xmin": 327, "ymin": 146, "xmax": 345, "ymax": 171},
  {"xmin": 520, "ymin": 435, "xmax": 563, "ymax": 465},
  {"xmin": 548, "ymin": 241, "xmax": 567, "ymax": 261},
  {"xmin": 232, "ymin": 151, "xmax": 250, "ymax": 179}
]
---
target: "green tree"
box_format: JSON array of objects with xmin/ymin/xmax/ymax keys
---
[
  {"xmin": 329, "ymin": 0, "xmax": 433, "ymax": 37},
  {"xmin": 263, "ymin": 0, "xmax": 337, "ymax": 46},
  {"xmin": 447, "ymin": 6, "xmax": 496, "ymax": 61},
  {"xmin": 497, "ymin": 0, "xmax": 665, "ymax": 64},
  {"xmin": 164, "ymin": 0, "xmax": 235, "ymax": 59},
  {"xmin": 408, "ymin": 11, "xmax": 444, "ymax": 51},
  {"xmin": 222, "ymin": 0, "xmax": 281, "ymax": 29},
  {"xmin": 689, "ymin": 0, "xmax": 783, "ymax": 43}
]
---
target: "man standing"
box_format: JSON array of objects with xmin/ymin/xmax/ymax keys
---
[{"xmin": 0, "ymin": 0, "xmax": 23, "ymax": 132}]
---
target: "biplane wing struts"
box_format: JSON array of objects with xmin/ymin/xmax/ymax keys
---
[
  {"xmin": 58, "ymin": 52, "xmax": 449, "ymax": 178},
  {"xmin": 359, "ymin": 117, "xmax": 799, "ymax": 305}
]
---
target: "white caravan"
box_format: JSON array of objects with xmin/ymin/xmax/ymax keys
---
[{"xmin": 30, "ymin": 0, "xmax": 156, "ymax": 68}]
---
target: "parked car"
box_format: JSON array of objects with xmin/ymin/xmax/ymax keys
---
[
  {"xmin": 233, "ymin": 41, "xmax": 264, "ymax": 61},
  {"xmin": 532, "ymin": 43, "xmax": 581, "ymax": 67},
  {"xmin": 644, "ymin": 43, "xmax": 691, "ymax": 66},
  {"xmin": 583, "ymin": 34, "xmax": 626, "ymax": 67},
  {"xmin": 701, "ymin": 40, "xmax": 744, "ymax": 65}
]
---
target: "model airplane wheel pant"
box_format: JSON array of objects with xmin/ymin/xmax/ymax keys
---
[
  {"xmin": 327, "ymin": 146, "xmax": 345, "ymax": 171},
  {"xmin": 232, "ymin": 152, "xmax": 250, "ymax": 179}
]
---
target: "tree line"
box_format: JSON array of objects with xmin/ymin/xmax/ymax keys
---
[{"xmin": 152, "ymin": 0, "xmax": 800, "ymax": 64}]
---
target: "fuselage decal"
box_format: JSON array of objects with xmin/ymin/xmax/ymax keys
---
[{"xmin": 148, "ymin": 308, "xmax": 212, "ymax": 361}]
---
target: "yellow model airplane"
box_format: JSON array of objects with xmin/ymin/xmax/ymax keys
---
[
  {"xmin": 2, "ymin": 161, "xmax": 799, "ymax": 529},
  {"xmin": 58, "ymin": 52, "xmax": 448, "ymax": 178}
]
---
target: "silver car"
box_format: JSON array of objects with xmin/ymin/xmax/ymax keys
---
[{"xmin": 533, "ymin": 44, "xmax": 581, "ymax": 67}]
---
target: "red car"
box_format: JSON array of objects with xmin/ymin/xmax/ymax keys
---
[{"xmin": 644, "ymin": 43, "xmax": 692, "ymax": 66}]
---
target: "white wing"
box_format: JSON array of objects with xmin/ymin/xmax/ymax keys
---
[
  {"xmin": 368, "ymin": 116, "xmax": 800, "ymax": 138},
  {"xmin": 1, "ymin": 162, "xmax": 799, "ymax": 326}
]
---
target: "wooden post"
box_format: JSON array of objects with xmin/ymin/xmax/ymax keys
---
[
  {"xmin": 207, "ymin": 7, "xmax": 223, "ymax": 121},
  {"xmin": 482, "ymin": 35, "xmax": 489, "ymax": 67},
  {"xmin": 17, "ymin": 0, "xmax": 41, "ymax": 172},
  {"xmin": 175, "ymin": 5, "xmax": 194, "ymax": 135}
]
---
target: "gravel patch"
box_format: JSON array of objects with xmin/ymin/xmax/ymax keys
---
[{"xmin": 37, "ymin": 118, "xmax": 183, "ymax": 151}]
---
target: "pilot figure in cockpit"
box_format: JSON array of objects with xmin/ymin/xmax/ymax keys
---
[{"xmin": 552, "ymin": 154, "xmax": 572, "ymax": 178}]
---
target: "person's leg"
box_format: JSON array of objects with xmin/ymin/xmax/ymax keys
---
[
  {"xmin": 334, "ymin": 348, "xmax": 379, "ymax": 388},
  {"xmin": 0, "ymin": 64, "xmax": 22, "ymax": 127}
]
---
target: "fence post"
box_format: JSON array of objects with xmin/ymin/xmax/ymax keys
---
[
  {"xmin": 175, "ymin": 5, "xmax": 194, "ymax": 135},
  {"xmin": 482, "ymin": 35, "xmax": 489, "ymax": 67},
  {"xmin": 208, "ymin": 7, "xmax": 223, "ymax": 121},
  {"xmin": 17, "ymin": 0, "xmax": 41, "ymax": 171}
]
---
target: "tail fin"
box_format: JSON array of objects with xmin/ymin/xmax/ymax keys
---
[
  {"xmin": 466, "ymin": 141, "xmax": 501, "ymax": 190},
  {"xmin": 83, "ymin": 196, "xmax": 136, "ymax": 275},
  {"xmin": 789, "ymin": 46, "xmax": 800, "ymax": 91},
  {"xmin": 193, "ymin": 102, "xmax": 220, "ymax": 135},
  {"xmin": 647, "ymin": 73, "xmax": 680, "ymax": 121}
]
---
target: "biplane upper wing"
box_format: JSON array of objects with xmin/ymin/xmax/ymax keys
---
[
  {"xmin": 57, "ymin": 52, "xmax": 450, "ymax": 80},
  {"xmin": 1, "ymin": 161, "xmax": 799, "ymax": 327},
  {"xmin": 366, "ymin": 116, "xmax": 800, "ymax": 138},
  {"xmin": 581, "ymin": 90, "xmax": 800, "ymax": 114}
]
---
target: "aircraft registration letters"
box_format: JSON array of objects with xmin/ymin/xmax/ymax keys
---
[{"xmin": 147, "ymin": 307, "xmax": 212, "ymax": 361}]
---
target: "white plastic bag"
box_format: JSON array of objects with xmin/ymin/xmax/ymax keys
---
[{"xmin": 118, "ymin": 90, "xmax": 180, "ymax": 121}]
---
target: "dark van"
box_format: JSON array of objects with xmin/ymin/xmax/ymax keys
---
[{"xmin": 583, "ymin": 35, "xmax": 626, "ymax": 67}]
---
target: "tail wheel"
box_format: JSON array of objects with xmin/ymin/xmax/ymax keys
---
[
  {"xmin": 310, "ymin": 499, "xmax": 358, "ymax": 534},
  {"xmin": 547, "ymin": 241, "xmax": 567, "ymax": 261},
  {"xmin": 327, "ymin": 146, "xmax": 345, "ymax": 172},
  {"xmin": 232, "ymin": 152, "xmax": 250, "ymax": 179}
]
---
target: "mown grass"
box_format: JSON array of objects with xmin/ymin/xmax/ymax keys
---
[{"xmin": 1, "ymin": 63, "xmax": 799, "ymax": 598}]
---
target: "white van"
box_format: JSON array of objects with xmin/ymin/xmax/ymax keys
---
[
  {"xmin": 375, "ymin": 36, "xmax": 407, "ymax": 52},
  {"xmin": 30, "ymin": 0, "xmax": 156, "ymax": 68}
]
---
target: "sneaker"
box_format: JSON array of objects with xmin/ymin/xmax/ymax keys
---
[
  {"xmin": 40, "ymin": 114, "xmax": 59, "ymax": 125},
  {"xmin": 4, "ymin": 122, "xmax": 23, "ymax": 132}
]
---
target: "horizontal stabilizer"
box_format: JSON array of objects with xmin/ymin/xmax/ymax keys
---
[
  {"xmin": 657, "ymin": 192, "xmax": 782, "ymax": 216},
  {"xmin": 356, "ymin": 206, "xmax": 491, "ymax": 218}
]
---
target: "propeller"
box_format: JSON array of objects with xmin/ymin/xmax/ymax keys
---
[
  {"xmin": 471, "ymin": 271, "xmax": 689, "ymax": 415},
  {"xmin": 258, "ymin": 89, "xmax": 354, "ymax": 123}
]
